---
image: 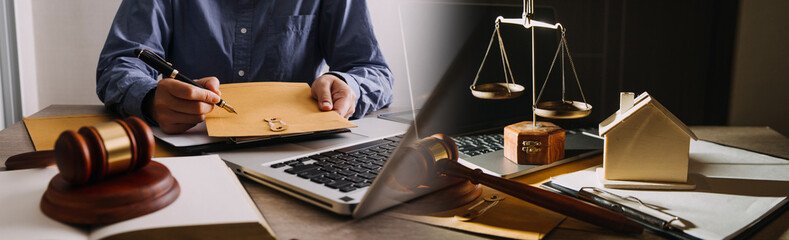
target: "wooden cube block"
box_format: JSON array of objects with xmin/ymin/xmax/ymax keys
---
[{"xmin": 503, "ymin": 121, "xmax": 565, "ymax": 165}]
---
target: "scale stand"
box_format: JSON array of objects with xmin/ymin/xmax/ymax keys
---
[{"xmin": 469, "ymin": 0, "xmax": 592, "ymax": 164}]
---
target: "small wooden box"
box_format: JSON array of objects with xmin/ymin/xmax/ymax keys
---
[{"xmin": 504, "ymin": 121, "xmax": 565, "ymax": 165}]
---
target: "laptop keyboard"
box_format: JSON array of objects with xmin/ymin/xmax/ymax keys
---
[
  {"xmin": 271, "ymin": 135, "xmax": 403, "ymax": 193},
  {"xmin": 452, "ymin": 133, "xmax": 504, "ymax": 157}
]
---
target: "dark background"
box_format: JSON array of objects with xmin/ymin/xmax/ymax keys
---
[
  {"xmin": 411, "ymin": 0, "xmax": 739, "ymax": 134},
  {"xmin": 532, "ymin": 0, "xmax": 739, "ymax": 126}
]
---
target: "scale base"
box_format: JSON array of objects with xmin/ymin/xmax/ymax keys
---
[{"xmin": 503, "ymin": 121, "xmax": 565, "ymax": 165}]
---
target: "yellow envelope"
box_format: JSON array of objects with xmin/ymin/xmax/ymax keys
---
[
  {"xmin": 24, "ymin": 114, "xmax": 115, "ymax": 151},
  {"xmin": 205, "ymin": 82, "xmax": 357, "ymax": 137},
  {"xmin": 388, "ymin": 186, "xmax": 565, "ymax": 239},
  {"xmin": 23, "ymin": 114, "xmax": 179, "ymax": 157}
]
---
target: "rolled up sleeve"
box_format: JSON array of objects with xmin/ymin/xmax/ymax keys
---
[{"xmin": 96, "ymin": 0, "xmax": 171, "ymax": 124}]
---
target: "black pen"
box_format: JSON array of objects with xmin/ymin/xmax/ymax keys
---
[{"xmin": 134, "ymin": 49, "xmax": 237, "ymax": 114}]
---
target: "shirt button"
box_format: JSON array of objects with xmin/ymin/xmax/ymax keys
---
[
  {"xmin": 238, "ymin": 70, "xmax": 245, "ymax": 77},
  {"xmin": 240, "ymin": 28, "xmax": 248, "ymax": 34}
]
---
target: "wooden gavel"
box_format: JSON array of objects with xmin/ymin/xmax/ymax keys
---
[
  {"xmin": 6, "ymin": 117, "xmax": 154, "ymax": 185},
  {"xmin": 406, "ymin": 134, "xmax": 644, "ymax": 234}
]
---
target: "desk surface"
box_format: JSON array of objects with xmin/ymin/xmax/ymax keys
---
[{"xmin": 2, "ymin": 105, "xmax": 788, "ymax": 240}]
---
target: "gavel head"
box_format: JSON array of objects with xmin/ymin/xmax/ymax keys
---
[
  {"xmin": 54, "ymin": 117, "xmax": 154, "ymax": 185},
  {"xmin": 390, "ymin": 133, "xmax": 460, "ymax": 189}
]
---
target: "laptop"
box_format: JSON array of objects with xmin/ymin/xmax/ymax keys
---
[{"xmin": 155, "ymin": 2, "xmax": 603, "ymax": 218}]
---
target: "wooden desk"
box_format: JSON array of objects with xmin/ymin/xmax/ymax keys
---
[{"xmin": 2, "ymin": 105, "xmax": 788, "ymax": 239}]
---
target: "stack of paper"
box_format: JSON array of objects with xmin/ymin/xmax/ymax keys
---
[{"xmin": 549, "ymin": 140, "xmax": 789, "ymax": 239}]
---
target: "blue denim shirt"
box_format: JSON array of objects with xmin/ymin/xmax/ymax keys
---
[{"xmin": 97, "ymin": 0, "xmax": 393, "ymax": 122}]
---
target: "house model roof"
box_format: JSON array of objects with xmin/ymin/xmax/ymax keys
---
[{"xmin": 599, "ymin": 92, "xmax": 698, "ymax": 140}]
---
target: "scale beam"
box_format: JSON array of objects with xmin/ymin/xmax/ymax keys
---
[{"xmin": 495, "ymin": 17, "xmax": 561, "ymax": 30}]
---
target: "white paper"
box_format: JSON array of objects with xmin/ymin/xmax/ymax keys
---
[
  {"xmin": 152, "ymin": 122, "xmax": 226, "ymax": 147},
  {"xmin": 0, "ymin": 167, "xmax": 87, "ymax": 240},
  {"xmin": 90, "ymin": 155, "xmax": 262, "ymax": 239},
  {"xmin": 551, "ymin": 140, "xmax": 789, "ymax": 239},
  {"xmin": 0, "ymin": 155, "xmax": 263, "ymax": 240}
]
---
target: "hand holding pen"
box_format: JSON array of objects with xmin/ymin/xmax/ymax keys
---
[{"xmin": 135, "ymin": 49, "xmax": 237, "ymax": 134}]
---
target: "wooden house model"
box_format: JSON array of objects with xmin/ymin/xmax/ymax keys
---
[{"xmin": 598, "ymin": 92, "xmax": 698, "ymax": 183}]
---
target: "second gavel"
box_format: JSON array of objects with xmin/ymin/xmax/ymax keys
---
[{"xmin": 408, "ymin": 134, "xmax": 643, "ymax": 234}]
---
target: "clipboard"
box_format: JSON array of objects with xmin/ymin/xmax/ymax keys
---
[
  {"xmin": 541, "ymin": 181, "xmax": 701, "ymax": 240},
  {"xmin": 541, "ymin": 140, "xmax": 789, "ymax": 240}
]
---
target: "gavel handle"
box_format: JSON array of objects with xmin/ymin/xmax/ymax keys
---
[
  {"xmin": 437, "ymin": 159, "xmax": 643, "ymax": 234},
  {"xmin": 6, "ymin": 150, "xmax": 56, "ymax": 170}
]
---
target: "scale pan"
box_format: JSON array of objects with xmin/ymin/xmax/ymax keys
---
[
  {"xmin": 534, "ymin": 100, "xmax": 592, "ymax": 119},
  {"xmin": 470, "ymin": 83, "xmax": 525, "ymax": 99}
]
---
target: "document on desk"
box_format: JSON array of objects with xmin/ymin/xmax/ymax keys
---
[
  {"xmin": 205, "ymin": 82, "xmax": 356, "ymax": 137},
  {"xmin": 0, "ymin": 155, "xmax": 276, "ymax": 240},
  {"xmin": 23, "ymin": 114, "xmax": 178, "ymax": 157},
  {"xmin": 23, "ymin": 114, "xmax": 115, "ymax": 151},
  {"xmin": 388, "ymin": 186, "xmax": 566, "ymax": 240},
  {"xmin": 546, "ymin": 140, "xmax": 789, "ymax": 239}
]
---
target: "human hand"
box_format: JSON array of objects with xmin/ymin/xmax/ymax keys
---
[
  {"xmin": 148, "ymin": 77, "xmax": 221, "ymax": 133},
  {"xmin": 311, "ymin": 74, "xmax": 356, "ymax": 118}
]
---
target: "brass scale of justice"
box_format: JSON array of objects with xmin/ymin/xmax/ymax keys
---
[{"xmin": 469, "ymin": 0, "xmax": 592, "ymax": 123}]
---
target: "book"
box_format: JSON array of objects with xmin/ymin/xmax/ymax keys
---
[
  {"xmin": 544, "ymin": 140, "xmax": 789, "ymax": 239},
  {"xmin": 0, "ymin": 155, "xmax": 276, "ymax": 240}
]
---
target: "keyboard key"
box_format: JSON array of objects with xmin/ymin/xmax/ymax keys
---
[
  {"xmin": 385, "ymin": 136, "xmax": 402, "ymax": 142},
  {"xmin": 345, "ymin": 176, "xmax": 366, "ymax": 184},
  {"xmin": 310, "ymin": 177, "xmax": 332, "ymax": 184},
  {"xmin": 339, "ymin": 186, "xmax": 358, "ymax": 192},
  {"xmin": 349, "ymin": 167, "xmax": 367, "ymax": 173},
  {"xmin": 320, "ymin": 166, "xmax": 339, "ymax": 173},
  {"xmin": 297, "ymin": 169, "xmax": 325, "ymax": 179},
  {"xmin": 371, "ymin": 160, "xmax": 386, "ymax": 166},
  {"xmin": 321, "ymin": 151, "xmax": 343, "ymax": 157},
  {"xmin": 326, "ymin": 158, "xmax": 345, "ymax": 163},
  {"xmin": 309, "ymin": 155, "xmax": 328, "ymax": 161},
  {"xmin": 270, "ymin": 163, "xmax": 287, "ymax": 168},
  {"xmin": 314, "ymin": 161, "xmax": 332, "ymax": 168},
  {"xmin": 357, "ymin": 172, "xmax": 377, "ymax": 180},
  {"xmin": 353, "ymin": 182, "xmax": 371, "ymax": 188},
  {"xmin": 337, "ymin": 170, "xmax": 355, "ymax": 176},
  {"xmin": 326, "ymin": 180, "xmax": 353, "ymax": 189},
  {"xmin": 360, "ymin": 150, "xmax": 377, "ymax": 155},
  {"xmin": 334, "ymin": 163, "xmax": 352, "ymax": 169},
  {"xmin": 360, "ymin": 163, "xmax": 378, "ymax": 170},
  {"xmin": 285, "ymin": 160, "xmax": 301, "ymax": 166},
  {"xmin": 325, "ymin": 173, "xmax": 344, "ymax": 180},
  {"xmin": 285, "ymin": 164, "xmax": 319, "ymax": 174}
]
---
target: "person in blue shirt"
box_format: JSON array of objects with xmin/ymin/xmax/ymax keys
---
[{"xmin": 97, "ymin": 0, "xmax": 393, "ymax": 133}]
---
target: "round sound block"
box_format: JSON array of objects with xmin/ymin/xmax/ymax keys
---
[
  {"xmin": 40, "ymin": 161, "xmax": 180, "ymax": 225},
  {"xmin": 395, "ymin": 180, "xmax": 482, "ymax": 214}
]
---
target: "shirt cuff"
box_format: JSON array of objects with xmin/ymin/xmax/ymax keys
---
[{"xmin": 124, "ymin": 79, "xmax": 159, "ymax": 126}]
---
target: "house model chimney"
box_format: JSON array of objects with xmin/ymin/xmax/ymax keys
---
[{"xmin": 619, "ymin": 92, "xmax": 635, "ymax": 114}]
